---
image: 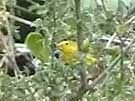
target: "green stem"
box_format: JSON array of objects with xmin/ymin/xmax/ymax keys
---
[
  {"xmin": 118, "ymin": 35, "xmax": 125, "ymax": 82},
  {"xmin": 74, "ymin": 0, "xmax": 82, "ymax": 51},
  {"xmin": 101, "ymin": 0, "xmax": 108, "ymax": 17},
  {"xmin": 50, "ymin": 1, "xmax": 56, "ymax": 67}
]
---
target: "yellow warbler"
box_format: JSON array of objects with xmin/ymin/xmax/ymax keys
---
[{"xmin": 57, "ymin": 40, "xmax": 97, "ymax": 65}]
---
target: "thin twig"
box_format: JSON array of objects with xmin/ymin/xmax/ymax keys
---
[
  {"xmin": 101, "ymin": 0, "xmax": 108, "ymax": 16},
  {"xmin": 98, "ymin": 35, "xmax": 135, "ymax": 49},
  {"xmin": 0, "ymin": 11, "xmax": 35, "ymax": 26},
  {"xmin": 25, "ymin": 0, "xmax": 37, "ymax": 5},
  {"xmin": 50, "ymin": 1, "xmax": 57, "ymax": 68},
  {"xmin": 117, "ymin": 34, "xmax": 126, "ymax": 81},
  {"xmin": 106, "ymin": 32, "xmax": 117, "ymax": 48},
  {"xmin": 74, "ymin": 0, "xmax": 82, "ymax": 51},
  {"xmin": 69, "ymin": 1, "xmax": 87, "ymax": 101},
  {"xmin": 8, "ymin": 14, "xmax": 35, "ymax": 26},
  {"xmin": 0, "ymin": 56, "xmax": 6, "ymax": 68},
  {"xmin": 125, "ymin": 16, "xmax": 135, "ymax": 25},
  {"xmin": 74, "ymin": 0, "xmax": 87, "ymax": 87}
]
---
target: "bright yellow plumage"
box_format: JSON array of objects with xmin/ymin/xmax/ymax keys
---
[
  {"xmin": 57, "ymin": 40, "xmax": 97, "ymax": 65},
  {"xmin": 57, "ymin": 40, "xmax": 78, "ymax": 64}
]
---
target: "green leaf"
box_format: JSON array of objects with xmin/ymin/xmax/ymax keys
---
[
  {"xmin": 81, "ymin": 38, "xmax": 90, "ymax": 52},
  {"xmin": 25, "ymin": 32, "xmax": 50, "ymax": 62},
  {"xmin": 116, "ymin": 23, "xmax": 128, "ymax": 34}
]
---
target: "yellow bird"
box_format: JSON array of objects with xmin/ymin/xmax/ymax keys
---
[{"xmin": 57, "ymin": 40, "xmax": 97, "ymax": 66}]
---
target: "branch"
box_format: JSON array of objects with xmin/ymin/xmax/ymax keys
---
[
  {"xmin": 8, "ymin": 14, "xmax": 35, "ymax": 26},
  {"xmin": 69, "ymin": 1, "xmax": 87, "ymax": 101},
  {"xmin": 98, "ymin": 35, "xmax": 134, "ymax": 47},
  {"xmin": 25, "ymin": 0, "xmax": 37, "ymax": 5},
  {"xmin": 101, "ymin": 0, "xmax": 108, "ymax": 16},
  {"xmin": 106, "ymin": 32, "xmax": 117, "ymax": 48},
  {"xmin": 69, "ymin": 38, "xmax": 135, "ymax": 101},
  {"xmin": 74, "ymin": 0, "xmax": 82, "ymax": 51},
  {"xmin": 125, "ymin": 16, "xmax": 135, "ymax": 25},
  {"xmin": 50, "ymin": 1, "xmax": 57, "ymax": 67},
  {"xmin": 69, "ymin": 63, "xmax": 87, "ymax": 101},
  {"xmin": 0, "ymin": 11, "xmax": 35, "ymax": 26},
  {"xmin": 74, "ymin": 0, "xmax": 87, "ymax": 88},
  {"xmin": 87, "ymin": 38, "xmax": 135, "ymax": 90}
]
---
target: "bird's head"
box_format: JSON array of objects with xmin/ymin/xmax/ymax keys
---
[{"xmin": 57, "ymin": 40, "xmax": 77, "ymax": 53}]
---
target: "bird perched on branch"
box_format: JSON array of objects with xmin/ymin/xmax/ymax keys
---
[
  {"xmin": 55, "ymin": 39, "xmax": 104, "ymax": 80},
  {"xmin": 56, "ymin": 40, "xmax": 98, "ymax": 66}
]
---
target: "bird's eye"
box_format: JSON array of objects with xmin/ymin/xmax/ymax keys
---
[
  {"xmin": 63, "ymin": 39, "xmax": 67, "ymax": 41},
  {"xmin": 65, "ymin": 42, "xmax": 69, "ymax": 45}
]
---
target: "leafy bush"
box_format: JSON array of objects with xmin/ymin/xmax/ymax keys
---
[{"xmin": 0, "ymin": 0, "xmax": 135, "ymax": 101}]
